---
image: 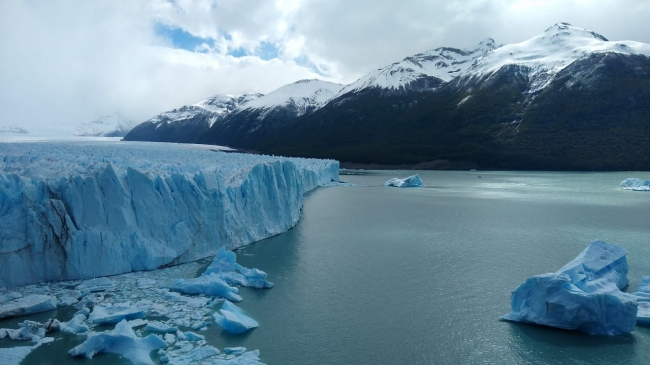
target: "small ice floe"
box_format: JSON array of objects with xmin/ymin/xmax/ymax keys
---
[
  {"xmin": 0, "ymin": 346, "xmax": 36, "ymax": 365},
  {"xmin": 384, "ymin": 174, "xmax": 423, "ymax": 188},
  {"xmin": 0, "ymin": 294, "xmax": 57, "ymax": 319},
  {"xmin": 212, "ymin": 301, "xmax": 259, "ymax": 334},
  {"xmin": 163, "ymin": 346, "xmax": 220, "ymax": 365},
  {"xmin": 69, "ymin": 319, "xmax": 166, "ymax": 365},
  {"xmin": 501, "ymin": 240, "xmax": 637, "ymax": 335},
  {"xmin": 60, "ymin": 313, "xmax": 89, "ymax": 334},
  {"xmin": 1, "ymin": 319, "xmax": 59, "ymax": 342},
  {"xmin": 88, "ymin": 301, "xmax": 149, "ymax": 324},
  {"xmin": 620, "ymin": 178, "xmax": 650, "ymax": 191},
  {"xmin": 136, "ymin": 278, "xmax": 157, "ymax": 289},
  {"xmin": 56, "ymin": 290, "xmax": 82, "ymax": 306}
]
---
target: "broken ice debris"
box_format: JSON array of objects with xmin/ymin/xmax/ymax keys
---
[
  {"xmin": 203, "ymin": 247, "xmax": 274, "ymax": 289},
  {"xmin": 69, "ymin": 319, "xmax": 166, "ymax": 365},
  {"xmin": 212, "ymin": 300, "xmax": 259, "ymax": 334},
  {"xmin": 384, "ymin": 174, "xmax": 423, "ymax": 188},
  {"xmin": 75, "ymin": 277, "xmax": 116, "ymax": 293},
  {"xmin": 501, "ymin": 240, "xmax": 637, "ymax": 335}
]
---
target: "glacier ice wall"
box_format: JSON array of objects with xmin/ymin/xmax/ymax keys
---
[{"xmin": 0, "ymin": 141, "xmax": 338, "ymax": 287}]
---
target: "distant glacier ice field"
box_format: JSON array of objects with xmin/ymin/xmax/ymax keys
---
[{"xmin": 0, "ymin": 140, "xmax": 338, "ymax": 287}]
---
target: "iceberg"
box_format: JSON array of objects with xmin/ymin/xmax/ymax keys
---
[
  {"xmin": 69, "ymin": 319, "xmax": 166, "ymax": 365},
  {"xmin": 60, "ymin": 313, "xmax": 89, "ymax": 334},
  {"xmin": 0, "ymin": 141, "xmax": 339, "ymax": 287},
  {"xmin": 384, "ymin": 174, "xmax": 423, "ymax": 188},
  {"xmin": 502, "ymin": 240, "xmax": 638, "ymax": 335},
  {"xmin": 167, "ymin": 274, "xmax": 243, "ymax": 302},
  {"xmin": 0, "ymin": 294, "xmax": 57, "ymax": 319},
  {"xmin": 212, "ymin": 300, "xmax": 259, "ymax": 334},
  {"xmin": 620, "ymin": 178, "xmax": 650, "ymax": 191},
  {"xmin": 203, "ymin": 247, "xmax": 274, "ymax": 289},
  {"xmin": 0, "ymin": 346, "xmax": 35, "ymax": 365},
  {"xmin": 634, "ymin": 276, "xmax": 650, "ymax": 325},
  {"xmin": 168, "ymin": 247, "xmax": 273, "ymax": 300}
]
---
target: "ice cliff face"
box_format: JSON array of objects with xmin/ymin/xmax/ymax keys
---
[{"xmin": 0, "ymin": 141, "xmax": 338, "ymax": 287}]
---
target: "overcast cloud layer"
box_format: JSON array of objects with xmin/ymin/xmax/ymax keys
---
[{"xmin": 1, "ymin": 0, "xmax": 649, "ymax": 135}]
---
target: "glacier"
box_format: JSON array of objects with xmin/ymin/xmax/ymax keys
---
[
  {"xmin": 502, "ymin": 240, "xmax": 638, "ymax": 335},
  {"xmin": 0, "ymin": 141, "xmax": 338, "ymax": 287},
  {"xmin": 620, "ymin": 178, "xmax": 650, "ymax": 191},
  {"xmin": 384, "ymin": 174, "xmax": 423, "ymax": 188}
]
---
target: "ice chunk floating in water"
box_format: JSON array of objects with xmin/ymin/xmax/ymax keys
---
[
  {"xmin": 69, "ymin": 319, "xmax": 166, "ymax": 365},
  {"xmin": 384, "ymin": 174, "xmax": 423, "ymax": 188},
  {"xmin": 0, "ymin": 294, "xmax": 57, "ymax": 319},
  {"xmin": 502, "ymin": 240, "xmax": 638, "ymax": 335},
  {"xmin": 168, "ymin": 247, "xmax": 272, "ymax": 300},
  {"xmin": 212, "ymin": 300, "xmax": 259, "ymax": 334},
  {"xmin": 0, "ymin": 141, "xmax": 338, "ymax": 286},
  {"xmin": 620, "ymin": 178, "xmax": 650, "ymax": 191}
]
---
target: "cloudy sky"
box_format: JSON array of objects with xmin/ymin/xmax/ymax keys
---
[{"xmin": 1, "ymin": 0, "xmax": 649, "ymax": 135}]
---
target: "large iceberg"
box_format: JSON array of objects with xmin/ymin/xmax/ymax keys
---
[
  {"xmin": 384, "ymin": 174, "xmax": 423, "ymax": 188},
  {"xmin": 0, "ymin": 141, "xmax": 338, "ymax": 286},
  {"xmin": 502, "ymin": 240, "xmax": 638, "ymax": 335},
  {"xmin": 69, "ymin": 319, "xmax": 166, "ymax": 365},
  {"xmin": 620, "ymin": 178, "xmax": 650, "ymax": 191}
]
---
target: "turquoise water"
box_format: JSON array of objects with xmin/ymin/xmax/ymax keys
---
[{"xmin": 3, "ymin": 170, "xmax": 650, "ymax": 364}]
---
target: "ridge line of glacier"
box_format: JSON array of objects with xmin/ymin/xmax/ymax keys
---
[{"xmin": 0, "ymin": 141, "xmax": 339, "ymax": 287}]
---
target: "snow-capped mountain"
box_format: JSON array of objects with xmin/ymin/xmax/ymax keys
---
[
  {"xmin": 464, "ymin": 23, "xmax": 650, "ymax": 91},
  {"xmin": 75, "ymin": 114, "xmax": 134, "ymax": 137},
  {"xmin": 337, "ymin": 38, "xmax": 498, "ymax": 96},
  {"xmin": 127, "ymin": 23, "xmax": 650, "ymax": 170},
  {"xmin": 0, "ymin": 125, "xmax": 28, "ymax": 134},
  {"xmin": 196, "ymin": 79, "xmax": 344, "ymax": 147},
  {"xmin": 234, "ymin": 79, "xmax": 344, "ymax": 119},
  {"xmin": 123, "ymin": 93, "xmax": 262, "ymax": 143}
]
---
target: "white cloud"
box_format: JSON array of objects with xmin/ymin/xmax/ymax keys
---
[{"xmin": 1, "ymin": 0, "xmax": 649, "ymax": 135}]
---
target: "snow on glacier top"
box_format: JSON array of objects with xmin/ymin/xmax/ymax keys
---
[
  {"xmin": 465, "ymin": 23, "xmax": 650, "ymax": 91},
  {"xmin": 0, "ymin": 140, "xmax": 335, "ymax": 185},
  {"xmin": 337, "ymin": 38, "xmax": 498, "ymax": 95},
  {"xmin": 242, "ymin": 79, "xmax": 344, "ymax": 118}
]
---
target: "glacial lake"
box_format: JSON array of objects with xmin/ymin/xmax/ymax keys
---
[{"xmin": 3, "ymin": 170, "xmax": 650, "ymax": 364}]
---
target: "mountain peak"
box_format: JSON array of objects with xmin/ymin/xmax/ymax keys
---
[{"xmin": 542, "ymin": 23, "xmax": 608, "ymax": 42}]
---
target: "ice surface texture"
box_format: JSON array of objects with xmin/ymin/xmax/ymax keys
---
[
  {"xmin": 0, "ymin": 141, "xmax": 338, "ymax": 286},
  {"xmin": 620, "ymin": 178, "xmax": 650, "ymax": 191},
  {"xmin": 69, "ymin": 319, "xmax": 166, "ymax": 365},
  {"xmin": 384, "ymin": 174, "xmax": 423, "ymax": 188},
  {"xmin": 502, "ymin": 240, "xmax": 638, "ymax": 335}
]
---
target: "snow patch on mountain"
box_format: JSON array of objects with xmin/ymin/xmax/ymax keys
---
[
  {"xmin": 338, "ymin": 38, "xmax": 498, "ymax": 95},
  {"xmin": 75, "ymin": 114, "xmax": 134, "ymax": 137},
  {"xmin": 242, "ymin": 79, "xmax": 344, "ymax": 119},
  {"xmin": 466, "ymin": 23, "xmax": 650, "ymax": 92}
]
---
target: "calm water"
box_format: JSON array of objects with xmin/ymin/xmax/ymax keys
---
[{"xmin": 4, "ymin": 170, "xmax": 650, "ymax": 364}]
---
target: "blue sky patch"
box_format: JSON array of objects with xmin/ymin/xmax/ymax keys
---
[
  {"xmin": 295, "ymin": 55, "xmax": 329, "ymax": 77},
  {"xmin": 155, "ymin": 23, "xmax": 211, "ymax": 51},
  {"xmin": 256, "ymin": 42, "xmax": 280, "ymax": 61}
]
